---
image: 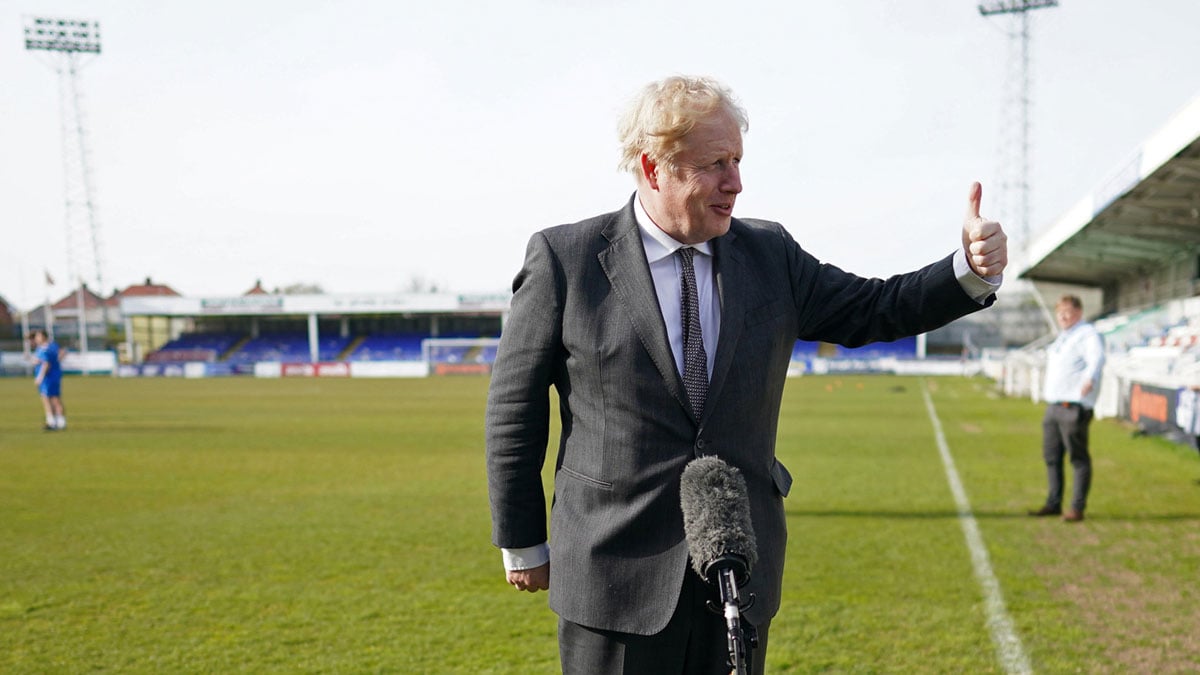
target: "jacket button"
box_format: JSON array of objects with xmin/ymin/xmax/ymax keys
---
[{"xmin": 696, "ymin": 439, "xmax": 706, "ymax": 450}]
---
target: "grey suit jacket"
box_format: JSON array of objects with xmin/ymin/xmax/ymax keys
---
[{"xmin": 486, "ymin": 196, "xmax": 990, "ymax": 635}]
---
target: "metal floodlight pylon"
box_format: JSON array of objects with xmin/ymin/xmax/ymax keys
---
[
  {"xmin": 24, "ymin": 15, "xmax": 106, "ymax": 367},
  {"xmin": 978, "ymin": 0, "xmax": 1058, "ymax": 15},
  {"xmin": 24, "ymin": 16, "xmax": 102, "ymax": 53},
  {"xmin": 978, "ymin": 0, "xmax": 1057, "ymax": 266}
]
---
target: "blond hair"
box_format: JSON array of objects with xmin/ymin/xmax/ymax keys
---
[{"xmin": 617, "ymin": 76, "xmax": 748, "ymax": 176}]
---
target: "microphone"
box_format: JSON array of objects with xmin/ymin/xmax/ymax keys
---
[
  {"xmin": 680, "ymin": 455, "xmax": 758, "ymax": 585},
  {"xmin": 679, "ymin": 455, "xmax": 759, "ymax": 675}
]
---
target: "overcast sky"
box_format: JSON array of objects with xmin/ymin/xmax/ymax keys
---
[{"xmin": 3, "ymin": 0, "xmax": 1199, "ymax": 307}]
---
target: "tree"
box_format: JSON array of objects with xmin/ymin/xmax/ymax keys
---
[
  {"xmin": 403, "ymin": 275, "xmax": 444, "ymax": 293},
  {"xmin": 276, "ymin": 282, "xmax": 325, "ymax": 295}
]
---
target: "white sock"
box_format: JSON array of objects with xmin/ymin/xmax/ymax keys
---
[
  {"xmin": 46, "ymin": 415, "xmax": 55, "ymax": 427},
  {"xmin": 55, "ymin": 415, "xmax": 66, "ymax": 429}
]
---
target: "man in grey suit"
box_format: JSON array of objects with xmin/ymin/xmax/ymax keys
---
[{"xmin": 486, "ymin": 75, "xmax": 1007, "ymax": 674}]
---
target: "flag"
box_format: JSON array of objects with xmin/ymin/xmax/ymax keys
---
[{"xmin": 45, "ymin": 269, "xmax": 55, "ymax": 286}]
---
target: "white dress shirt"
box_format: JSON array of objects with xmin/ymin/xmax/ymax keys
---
[
  {"xmin": 1042, "ymin": 321, "xmax": 1105, "ymax": 409},
  {"xmin": 633, "ymin": 196, "xmax": 720, "ymax": 379}
]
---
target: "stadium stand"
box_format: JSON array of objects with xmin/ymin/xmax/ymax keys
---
[
  {"xmin": 837, "ymin": 336, "xmax": 919, "ymax": 359},
  {"xmin": 225, "ymin": 333, "xmax": 353, "ymax": 365},
  {"xmin": 145, "ymin": 332, "xmax": 916, "ymax": 371},
  {"xmin": 788, "ymin": 337, "xmax": 920, "ymax": 365},
  {"xmin": 347, "ymin": 334, "xmax": 426, "ymax": 361},
  {"xmin": 480, "ymin": 343, "xmax": 498, "ymax": 363},
  {"xmin": 791, "ymin": 341, "xmax": 820, "ymax": 361},
  {"xmin": 1004, "ymin": 90, "xmax": 1200, "ymax": 444},
  {"xmin": 317, "ymin": 336, "xmax": 354, "ymax": 361},
  {"xmin": 136, "ymin": 326, "xmax": 505, "ymax": 371},
  {"xmin": 145, "ymin": 332, "xmax": 242, "ymax": 363},
  {"xmin": 1098, "ymin": 298, "xmax": 1200, "ymax": 385}
]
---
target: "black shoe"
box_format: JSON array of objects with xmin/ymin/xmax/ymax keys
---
[
  {"xmin": 43, "ymin": 425, "xmax": 57, "ymax": 432},
  {"xmin": 1062, "ymin": 510, "xmax": 1085, "ymax": 523},
  {"xmin": 1027, "ymin": 505, "xmax": 1061, "ymax": 517}
]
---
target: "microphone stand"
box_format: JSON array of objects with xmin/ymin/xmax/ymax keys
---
[{"xmin": 706, "ymin": 558, "xmax": 758, "ymax": 675}]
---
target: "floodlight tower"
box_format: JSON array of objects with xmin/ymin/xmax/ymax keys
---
[
  {"xmin": 23, "ymin": 16, "xmax": 106, "ymax": 358},
  {"xmin": 979, "ymin": 0, "xmax": 1057, "ymax": 260}
]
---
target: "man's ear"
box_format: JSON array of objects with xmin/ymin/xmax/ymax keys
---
[{"xmin": 640, "ymin": 154, "xmax": 659, "ymax": 190}]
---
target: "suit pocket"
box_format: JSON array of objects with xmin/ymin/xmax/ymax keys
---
[
  {"xmin": 770, "ymin": 459, "xmax": 793, "ymax": 498},
  {"xmin": 558, "ymin": 465, "xmax": 614, "ymax": 490}
]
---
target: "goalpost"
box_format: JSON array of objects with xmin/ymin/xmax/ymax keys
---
[{"xmin": 421, "ymin": 337, "xmax": 501, "ymax": 375}]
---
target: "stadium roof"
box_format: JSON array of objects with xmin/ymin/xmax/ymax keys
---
[
  {"xmin": 0, "ymin": 293, "xmax": 14, "ymax": 324},
  {"xmin": 1019, "ymin": 93, "xmax": 1200, "ymax": 286},
  {"xmin": 51, "ymin": 284, "xmax": 110, "ymax": 311},
  {"xmin": 117, "ymin": 278, "xmax": 182, "ymax": 300},
  {"xmin": 120, "ymin": 291, "xmax": 511, "ymax": 317}
]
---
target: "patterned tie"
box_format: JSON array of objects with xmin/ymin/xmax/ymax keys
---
[{"xmin": 678, "ymin": 247, "xmax": 708, "ymax": 417}]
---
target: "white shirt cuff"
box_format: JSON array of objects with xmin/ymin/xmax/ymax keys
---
[
  {"xmin": 502, "ymin": 543, "xmax": 550, "ymax": 571},
  {"xmin": 952, "ymin": 248, "xmax": 1002, "ymax": 304}
]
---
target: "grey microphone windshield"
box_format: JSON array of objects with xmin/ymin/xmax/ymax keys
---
[{"xmin": 679, "ymin": 455, "xmax": 758, "ymax": 583}]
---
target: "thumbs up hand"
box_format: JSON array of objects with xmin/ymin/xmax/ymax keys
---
[{"xmin": 962, "ymin": 182, "xmax": 1007, "ymax": 278}]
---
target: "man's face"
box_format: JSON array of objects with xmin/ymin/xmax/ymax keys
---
[
  {"xmin": 1056, "ymin": 302, "xmax": 1082, "ymax": 331},
  {"xmin": 643, "ymin": 110, "xmax": 743, "ymax": 244}
]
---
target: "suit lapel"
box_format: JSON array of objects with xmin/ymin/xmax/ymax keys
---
[
  {"xmin": 598, "ymin": 200, "xmax": 691, "ymax": 414},
  {"xmin": 707, "ymin": 224, "xmax": 747, "ymax": 417}
]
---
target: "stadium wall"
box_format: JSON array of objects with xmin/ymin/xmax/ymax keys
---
[
  {"xmin": 3, "ymin": 350, "xmax": 117, "ymax": 376},
  {"xmin": 9, "ymin": 290, "xmax": 983, "ymax": 379},
  {"xmin": 115, "ymin": 360, "xmax": 431, "ymax": 378}
]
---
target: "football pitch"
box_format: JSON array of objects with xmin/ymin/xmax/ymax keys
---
[{"xmin": 2, "ymin": 375, "xmax": 1197, "ymax": 673}]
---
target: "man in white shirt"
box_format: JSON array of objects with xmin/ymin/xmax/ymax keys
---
[{"xmin": 1030, "ymin": 295, "xmax": 1105, "ymax": 522}]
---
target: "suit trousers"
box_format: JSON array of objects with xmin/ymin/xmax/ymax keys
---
[
  {"xmin": 558, "ymin": 568, "xmax": 769, "ymax": 675},
  {"xmin": 1041, "ymin": 403, "xmax": 1094, "ymax": 512}
]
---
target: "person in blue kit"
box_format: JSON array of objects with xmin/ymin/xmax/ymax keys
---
[{"xmin": 30, "ymin": 330, "xmax": 67, "ymax": 431}]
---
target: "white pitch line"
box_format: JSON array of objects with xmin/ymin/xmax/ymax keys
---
[{"xmin": 921, "ymin": 384, "xmax": 1033, "ymax": 675}]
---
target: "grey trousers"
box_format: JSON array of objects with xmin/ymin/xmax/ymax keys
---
[
  {"xmin": 558, "ymin": 568, "xmax": 769, "ymax": 674},
  {"xmin": 1042, "ymin": 402, "xmax": 1094, "ymax": 512}
]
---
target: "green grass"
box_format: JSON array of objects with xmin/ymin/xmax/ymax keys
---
[{"xmin": 1, "ymin": 375, "xmax": 1197, "ymax": 673}]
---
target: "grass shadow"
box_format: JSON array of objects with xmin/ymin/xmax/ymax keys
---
[{"xmin": 786, "ymin": 508, "xmax": 1200, "ymax": 522}]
